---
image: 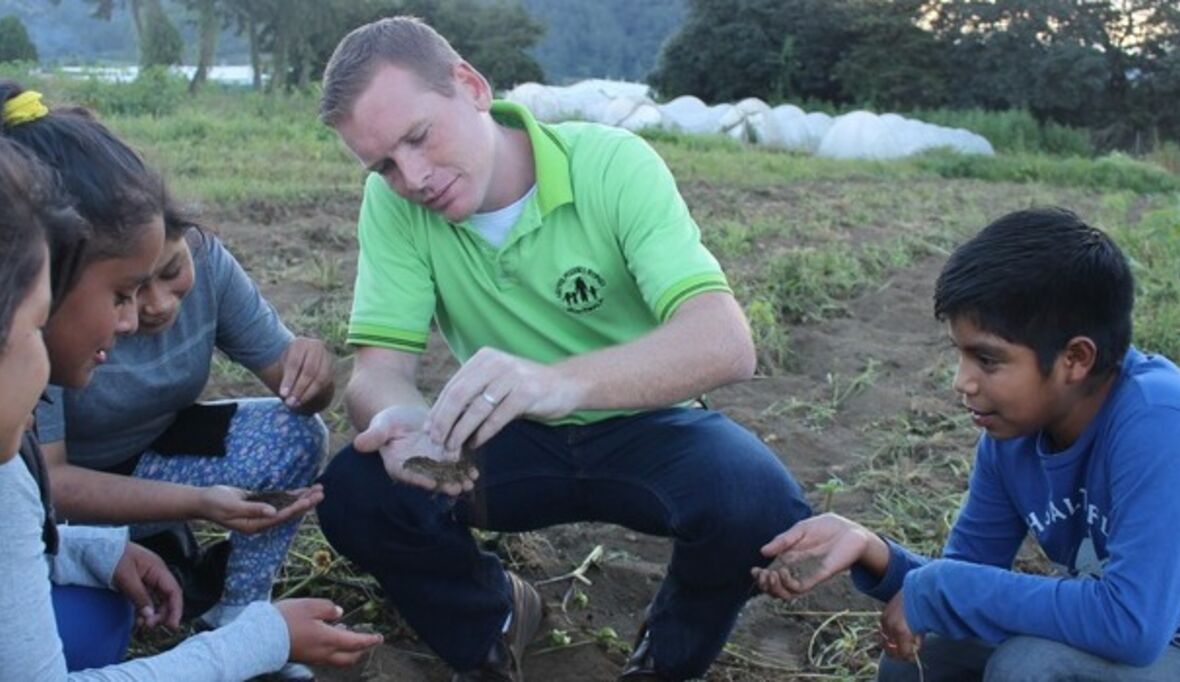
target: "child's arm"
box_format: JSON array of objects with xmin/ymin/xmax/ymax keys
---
[
  {"xmin": 753, "ymin": 513, "xmax": 894, "ymax": 598},
  {"xmin": 903, "ymin": 408, "xmax": 1180, "ymax": 666},
  {"xmin": 756, "ymin": 435, "xmax": 1029, "ymax": 602}
]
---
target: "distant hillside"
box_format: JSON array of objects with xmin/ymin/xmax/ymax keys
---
[
  {"xmin": 0, "ymin": 0, "xmax": 684, "ymax": 83},
  {"xmin": 520, "ymin": 0, "xmax": 684, "ymax": 84}
]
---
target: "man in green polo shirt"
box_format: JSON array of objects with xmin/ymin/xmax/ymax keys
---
[{"xmin": 315, "ymin": 16, "xmax": 812, "ymax": 682}]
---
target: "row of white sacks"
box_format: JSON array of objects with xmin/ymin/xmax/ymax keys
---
[{"xmin": 505, "ymin": 80, "xmax": 994, "ymax": 160}]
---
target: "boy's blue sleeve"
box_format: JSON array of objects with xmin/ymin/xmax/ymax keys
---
[
  {"xmin": 850, "ymin": 538, "xmax": 927, "ymax": 601},
  {"xmin": 903, "ymin": 408, "xmax": 1180, "ymax": 666}
]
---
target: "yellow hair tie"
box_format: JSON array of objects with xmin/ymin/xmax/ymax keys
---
[{"xmin": 3, "ymin": 91, "xmax": 49, "ymax": 127}]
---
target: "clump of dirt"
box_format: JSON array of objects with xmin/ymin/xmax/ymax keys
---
[
  {"xmin": 245, "ymin": 490, "xmax": 300, "ymax": 510},
  {"xmin": 765, "ymin": 554, "xmax": 827, "ymax": 588},
  {"xmin": 404, "ymin": 455, "xmax": 479, "ymax": 488}
]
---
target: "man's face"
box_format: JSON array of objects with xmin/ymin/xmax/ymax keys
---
[
  {"xmin": 948, "ymin": 315, "xmax": 1069, "ymax": 441},
  {"xmin": 336, "ymin": 62, "xmax": 496, "ymax": 223}
]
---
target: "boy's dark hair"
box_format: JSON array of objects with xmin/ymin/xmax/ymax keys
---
[
  {"xmin": 0, "ymin": 138, "xmax": 88, "ymax": 344},
  {"xmin": 934, "ymin": 207, "xmax": 1134, "ymax": 378},
  {"xmin": 0, "ymin": 81, "xmax": 171, "ymax": 274}
]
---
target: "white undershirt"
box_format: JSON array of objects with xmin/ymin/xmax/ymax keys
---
[{"xmin": 469, "ymin": 185, "xmax": 537, "ymax": 248}]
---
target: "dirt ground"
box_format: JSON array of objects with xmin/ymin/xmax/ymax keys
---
[{"xmin": 202, "ymin": 181, "xmax": 999, "ymax": 681}]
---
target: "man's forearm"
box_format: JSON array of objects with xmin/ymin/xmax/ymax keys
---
[
  {"xmin": 557, "ymin": 292, "xmax": 756, "ymax": 411},
  {"xmin": 344, "ymin": 371, "xmax": 429, "ymax": 431}
]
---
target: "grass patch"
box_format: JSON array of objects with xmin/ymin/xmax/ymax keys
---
[
  {"xmin": 908, "ymin": 108, "xmax": 1093, "ymax": 156},
  {"xmin": 915, "ymin": 150, "xmax": 1180, "ymax": 195}
]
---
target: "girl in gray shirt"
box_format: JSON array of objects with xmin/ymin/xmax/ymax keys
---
[{"xmin": 0, "ymin": 93, "xmax": 381, "ymax": 679}]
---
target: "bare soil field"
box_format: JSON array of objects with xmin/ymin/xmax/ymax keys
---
[{"xmin": 198, "ymin": 178, "xmax": 1116, "ymax": 681}]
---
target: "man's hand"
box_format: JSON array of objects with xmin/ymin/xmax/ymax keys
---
[
  {"xmin": 425, "ymin": 347, "xmax": 582, "ymax": 451},
  {"xmin": 276, "ymin": 598, "xmax": 383, "ymax": 667},
  {"xmin": 880, "ymin": 591, "xmax": 921, "ymax": 661},
  {"xmin": 354, "ymin": 405, "xmax": 476, "ymax": 496},
  {"xmin": 279, "ymin": 337, "xmax": 335, "ymax": 410},
  {"xmin": 752, "ymin": 512, "xmax": 883, "ymax": 599},
  {"xmin": 198, "ymin": 484, "xmax": 323, "ymax": 533},
  {"xmin": 112, "ymin": 543, "xmax": 183, "ymax": 629}
]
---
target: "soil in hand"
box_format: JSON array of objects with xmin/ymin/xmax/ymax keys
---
[
  {"xmin": 245, "ymin": 490, "xmax": 301, "ymax": 510},
  {"xmin": 404, "ymin": 455, "xmax": 479, "ymax": 488}
]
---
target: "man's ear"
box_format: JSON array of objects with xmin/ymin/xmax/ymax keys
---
[
  {"xmin": 1060, "ymin": 336, "xmax": 1099, "ymax": 384},
  {"xmin": 453, "ymin": 61, "xmax": 492, "ymax": 110}
]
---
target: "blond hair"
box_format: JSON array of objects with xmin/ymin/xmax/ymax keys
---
[{"xmin": 320, "ymin": 16, "xmax": 463, "ymax": 126}]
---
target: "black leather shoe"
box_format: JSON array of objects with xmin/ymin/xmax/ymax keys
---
[
  {"xmin": 618, "ymin": 617, "xmax": 670, "ymax": 680},
  {"xmin": 452, "ymin": 572, "xmax": 544, "ymax": 682}
]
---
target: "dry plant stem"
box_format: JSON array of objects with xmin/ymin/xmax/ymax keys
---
[
  {"xmin": 276, "ymin": 554, "xmax": 346, "ymax": 599},
  {"xmin": 807, "ymin": 609, "xmax": 851, "ymax": 667},
  {"xmin": 777, "ymin": 610, "xmax": 880, "ymax": 618},
  {"xmin": 536, "ymin": 544, "xmax": 606, "ymax": 616},
  {"xmin": 721, "ymin": 643, "xmax": 801, "ymax": 674},
  {"xmin": 531, "ymin": 639, "xmax": 598, "ymax": 657},
  {"xmin": 536, "ymin": 544, "xmax": 604, "ymax": 587}
]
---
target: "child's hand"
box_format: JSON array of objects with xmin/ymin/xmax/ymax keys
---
[
  {"xmin": 279, "ymin": 337, "xmax": 335, "ymax": 411},
  {"xmin": 880, "ymin": 591, "xmax": 921, "ymax": 661},
  {"xmin": 112, "ymin": 542, "xmax": 183, "ymax": 629},
  {"xmin": 751, "ymin": 512, "xmax": 880, "ymax": 599},
  {"xmin": 200, "ymin": 484, "xmax": 323, "ymax": 533},
  {"xmin": 276, "ymin": 598, "xmax": 383, "ymax": 666}
]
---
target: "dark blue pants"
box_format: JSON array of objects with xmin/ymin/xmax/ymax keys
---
[
  {"xmin": 318, "ymin": 408, "xmax": 812, "ymax": 680},
  {"xmin": 51, "ymin": 584, "xmax": 135, "ymax": 671}
]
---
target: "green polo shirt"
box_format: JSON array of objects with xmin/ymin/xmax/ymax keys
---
[{"xmin": 348, "ymin": 100, "xmax": 730, "ymax": 424}]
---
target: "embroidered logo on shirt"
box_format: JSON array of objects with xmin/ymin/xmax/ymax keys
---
[{"xmin": 555, "ymin": 266, "xmax": 605, "ymax": 314}]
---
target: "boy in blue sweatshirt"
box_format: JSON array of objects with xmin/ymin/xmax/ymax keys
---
[{"xmin": 754, "ymin": 207, "xmax": 1180, "ymax": 681}]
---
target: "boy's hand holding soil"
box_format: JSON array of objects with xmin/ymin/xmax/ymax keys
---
[{"xmin": 752, "ymin": 512, "xmax": 891, "ymax": 599}]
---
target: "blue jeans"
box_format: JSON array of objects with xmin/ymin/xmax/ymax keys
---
[
  {"xmin": 51, "ymin": 584, "xmax": 134, "ymax": 671},
  {"xmin": 877, "ymin": 634, "xmax": 1180, "ymax": 682},
  {"xmin": 318, "ymin": 408, "xmax": 811, "ymax": 679}
]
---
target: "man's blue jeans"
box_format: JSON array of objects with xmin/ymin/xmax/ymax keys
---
[
  {"xmin": 318, "ymin": 407, "xmax": 812, "ymax": 679},
  {"xmin": 877, "ymin": 634, "xmax": 1180, "ymax": 681}
]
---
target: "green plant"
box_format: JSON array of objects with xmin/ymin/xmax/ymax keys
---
[
  {"xmin": 548, "ymin": 628, "xmax": 573, "ymax": 647},
  {"xmin": 745, "ymin": 297, "xmax": 791, "ymax": 372},
  {"xmin": 815, "ymin": 476, "xmax": 846, "ymax": 512}
]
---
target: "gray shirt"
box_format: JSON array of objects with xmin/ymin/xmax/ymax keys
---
[
  {"xmin": 0, "ymin": 456, "xmax": 290, "ymax": 680},
  {"xmin": 37, "ymin": 232, "xmax": 292, "ymax": 469}
]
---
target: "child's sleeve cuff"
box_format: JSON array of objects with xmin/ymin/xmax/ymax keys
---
[{"xmin": 850, "ymin": 535, "xmax": 926, "ymax": 602}]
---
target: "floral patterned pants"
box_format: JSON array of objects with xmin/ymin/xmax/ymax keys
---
[{"xmin": 132, "ymin": 398, "xmax": 327, "ymax": 604}]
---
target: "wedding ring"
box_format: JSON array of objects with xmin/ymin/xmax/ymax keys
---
[{"xmin": 481, "ymin": 391, "xmax": 500, "ymax": 406}]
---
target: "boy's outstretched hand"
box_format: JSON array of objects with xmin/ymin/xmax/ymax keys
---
[{"xmin": 752, "ymin": 512, "xmax": 890, "ymax": 599}]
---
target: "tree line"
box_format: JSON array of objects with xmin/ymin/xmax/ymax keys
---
[
  {"xmin": 2, "ymin": 0, "xmax": 544, "ymax": 94},
  {"xmin": 651, "ymin": 0, "xmax": 1180, "ymax": 147},
  {"xmin": 4, "ymin": 0, "xmax": 1178, "ymax": 148}
]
